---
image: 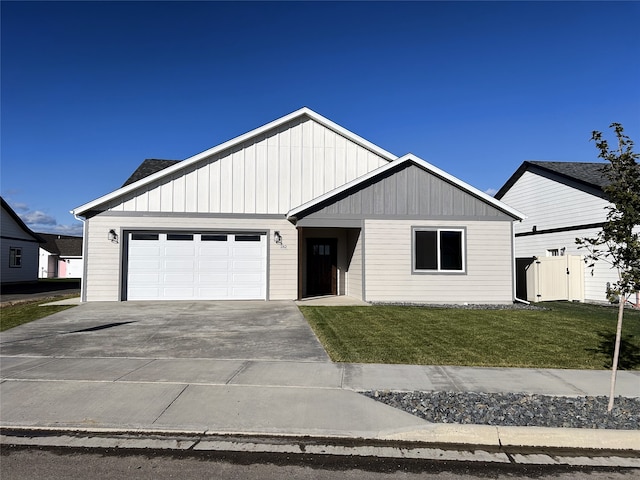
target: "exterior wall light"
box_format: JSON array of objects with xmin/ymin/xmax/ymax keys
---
[
  {"xmin": 274, "ymin": 231, "xmax": 282, "ymax": 245},
  {"xmin": 108, "ymin": 229, "xmax": 119, "ymax": 243}
]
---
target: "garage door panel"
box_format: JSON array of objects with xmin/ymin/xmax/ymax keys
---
[
  {"xmin": 164, "ymin": 259, "xmax": 196, "ymax": 270},
  {"xmin": 163, "ymin": 273, "xmax": 196, "ymax": 283},
  {"xmin": 128, "ymin": 287, "xmax": 161, "ymax": 300},
  {"xmin": 127, "ymin": 232, "xmax": 266, "ymax": 301},
  {"xmin": 129, "ymin": 273, "xmax": 161, "ymax": 282},
  {"xmin": 198, "ymin": 260, "xmax": 229, "ymax": 270},
  {"xmin": 164, "ymin": 246, "xmax": 195, "ymax": 256},
  {"xmin": 128, "ymin": 258, "xmax": 162, "ymax": 269},
  {"xmin": 162, "ymin": 287, "xmax": 195, "ymax": 299},
  {"xmin": 233, "ymin": 260, "xmax": 264, "ymax": 270},
  {"xmin": 198, "ymin": 273, "xmax": 229, "ymax": 283}
]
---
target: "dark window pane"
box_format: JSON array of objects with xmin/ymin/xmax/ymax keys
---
[
  {"xmin": 415, "ymin": 231, "xmax": 437, "ymax": 270},
  {"xmin": 235, "ymin": 235, "xmax": 260, "ymax": 242},
  {"xmin": 167, "ymin": 234, "xmax": 193, "ymax": 241},
  {"xmin": 202, "ymin": 235, "xmax": 227, "ymax": 242},
  {"xmin": 440, "ymin": 231, "xmax": 463, "ymax": 270},
  {"xmin": 131, "ymin": 233, "xmax": 159, "ymax": 241}
]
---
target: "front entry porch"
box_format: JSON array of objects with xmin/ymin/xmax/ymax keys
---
[{"xmin": 297, "ymin": 227, "xmax": 363, "ymax": 301}]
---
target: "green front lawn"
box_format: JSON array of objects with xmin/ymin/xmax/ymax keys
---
[
  {"xmin": 0, "ymin": 297, "xmax": 77, "ymax": 332},
  {"xmin": 299, "ymin": 302, "xmax": 640, "ymax": 369}
]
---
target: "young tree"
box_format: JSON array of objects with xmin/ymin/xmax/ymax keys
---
[{"xmin": 576, "ymin": 123, "xmax": 640, "ymax": 412}]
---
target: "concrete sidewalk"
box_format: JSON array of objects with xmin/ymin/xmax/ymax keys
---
[{"xmin": 1, "ymin": 355, "xmax": 639, "ymax": 459}]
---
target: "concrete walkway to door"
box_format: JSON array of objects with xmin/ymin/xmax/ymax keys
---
[{"xmin": 0, "ymin": 301, "xmax": 329, "ymax": 361}]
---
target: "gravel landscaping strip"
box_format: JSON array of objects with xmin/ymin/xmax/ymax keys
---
[{"xmin": 363, "ymin": 391, "xmax": 640, "ymax": 430}]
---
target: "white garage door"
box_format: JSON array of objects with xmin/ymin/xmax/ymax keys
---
[{"xmin": 127, "ymin": 232, "xmax": 267, "ymax": 300}]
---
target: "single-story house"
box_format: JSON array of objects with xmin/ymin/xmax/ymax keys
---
[
  {"xmin": 72, "ymin": 108, "xmax": 524, "ymax": 303},
  {"xmin": 495, "ymin": 160, "xmax": 640, "ymax": 303},
  {"xmin": 1, "ymin": 197, "xmax": 43, "ymax": 284},
  {"xmin": 38, "ymin": 233, "xmax": 84, "ymax": 279}
]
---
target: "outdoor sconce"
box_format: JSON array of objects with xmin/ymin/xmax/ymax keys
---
[
  {"xmin": 108, "ymin": 229, "xmax": 119, "ymax": 243},
  {"xmin": 274, "ymin": 231, "xmax": 282, "ymax": 245}
]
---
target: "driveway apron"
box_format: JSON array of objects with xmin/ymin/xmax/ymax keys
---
[{"xmin": 0, "ymin": 301, "xmax": 330, "ymax": 361}]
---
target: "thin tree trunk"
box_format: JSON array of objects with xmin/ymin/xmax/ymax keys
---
[{"xmin": 607, "ymin": 298, "xmax": 625, "ymax": 412}]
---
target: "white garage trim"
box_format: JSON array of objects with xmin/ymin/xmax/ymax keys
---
[{"xmin": 125, "ymin": 231, "xmax": 267, "ymax": 301}]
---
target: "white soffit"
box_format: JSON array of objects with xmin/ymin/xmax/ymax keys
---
[
  {"xmin": 287, "ymin": 154, "xmax": 526, "ymax": 221},
  {"xmin": 71, "ymin": 107, "xmax": 398, "ymax": 216}
]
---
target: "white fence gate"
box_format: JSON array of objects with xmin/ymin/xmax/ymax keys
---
[{"xmin": 524, "ymin": 255, "xmax": 585, "ymax": 303}]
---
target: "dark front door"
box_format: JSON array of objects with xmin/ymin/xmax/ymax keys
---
[{"xmin": 306, "ymin": 238, "xmax": 337, "ymax": 296}]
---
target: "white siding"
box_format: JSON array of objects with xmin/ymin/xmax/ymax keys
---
[
  {"xmin": 104, "ymin": 118, "xmax": 389, "ymax": 215},
  {"xmin": 364, "ymin": 220, "xmax": 514, "ymax": 304},
  {"xmin": 514, "ymin": 226, "xmax": 639, "ymax": 303},
  {"xmin": 83, "ymin": 214, "xmax": 297, "ymax": 302},
  {"xmin": 500, "ymin": 170, "xmax": 637, "ymax": 303},
  {"xmin": 500, "ymin": 171, "xmax": 608, "ymax": 234}
]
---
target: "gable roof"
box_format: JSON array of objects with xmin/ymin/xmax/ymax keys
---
[
  {"xmin": 122, "ymin": 159, "xmax": 181, "ymax": 187},
  {"xmin": 1, "ymin": 197, "xmax": 45, "ymax": 243},
  {"xmin": 72, "ymin": 107, "xmax": 398, "ymax": 216},
  {"xmin": 287, "ymin": 154, "xmax": 525, "ymax": 221},
  {"xmin": 494, "ymin": 161, "xmax": 610, "ymax": 200},
  {"xmin": 39, "ymin": 233, "xmax": 83, "ymax": 257}
]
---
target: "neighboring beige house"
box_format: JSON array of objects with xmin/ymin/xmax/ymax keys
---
[
  {"xmin": 495, "ymin": 161, "xmax": 640, "ymax": 303},
  {"xmin": 72, "ymin": 108, "xmax": 524, "ymax": 303},
  {"xmin": 1, "ymin": 197, "xmax": 43, "ymax": 284}
]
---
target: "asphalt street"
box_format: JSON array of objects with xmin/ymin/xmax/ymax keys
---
[{"xmin": 3, "ymin": 445, "xmax": 638, "ymax": 480}]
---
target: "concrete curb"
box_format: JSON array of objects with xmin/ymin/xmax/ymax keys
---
[{"xmin": 2, "ymin": 426, "xmax": 640, "ymax": 467}]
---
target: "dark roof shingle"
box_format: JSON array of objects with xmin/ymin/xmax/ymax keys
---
[
  {"xmin": 38, "ymin": 233, "xmax": 83, "ymax": 256},
  {"xmin": 495, "ymin": 161, "xmax": 613, "ymax": 199},
  {"xmin": 122, "ymin": 159, "xmax": 181, "ymax": 187}
]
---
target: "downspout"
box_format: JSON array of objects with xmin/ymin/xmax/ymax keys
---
[
  {"xmin": 512, "ymin": 220, "xmax": 530, "ymax": 305},
  {"xmin": 73, "ymin": 213, "xmax": 87, "ymax": 303}
]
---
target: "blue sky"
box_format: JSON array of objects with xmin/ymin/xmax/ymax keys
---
[{"xmin": 2, "ymin": 1, "xmax": 639, "ymax": 236}]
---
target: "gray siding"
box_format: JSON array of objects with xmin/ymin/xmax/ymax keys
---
[
  {"xmin": 298, "ymin": 163, "xmax": 511, "ymax": 222},
  {"xmin": 1, "ymin": 206, "xmax": 40, "ymax": 283}
]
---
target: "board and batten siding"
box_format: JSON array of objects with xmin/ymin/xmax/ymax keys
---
[
  {"xmin": 83, "ymin": 214, "xmax": 297, "ymax": 301},
  {"xmin": 303, "ymin": 163, "xmax": 511, "ymax": 220},
  {"xmin": 364, "ymin": 220, "xmax": 514, "ymax": 304},
  {"xmin": 500, "ymin": 171, "xmax": 608, "ymax": 234},
  {"xmin": 104, "ymin": 117, "xmax": 389, "ymax": 216}
]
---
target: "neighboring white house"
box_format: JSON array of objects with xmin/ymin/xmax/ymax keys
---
[
  {"xmin": 38, "ymin": 233, "xmax": 84, "ymax": 279},
  {"xmin": 72, "ymin": 107, "xmax": 524, "ymax": 304},
  {"xmin": 1, "ymin": 197, "xmax": 43, "ymax": 284},
  {"xmin": 495, "ymin": 161, "xmax": 640, "ymax": 303}
]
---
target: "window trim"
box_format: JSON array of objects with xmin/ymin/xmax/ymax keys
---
[
  {"xmin": 412, "ymin": 227, "xmax": 466, "ymax": 274},
  {"xmin": 9, "ymin": 246, "xmax": 22, "ymax": 268}
]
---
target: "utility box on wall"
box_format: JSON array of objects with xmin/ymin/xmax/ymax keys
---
[{"xmin": 521, "ymin": 255, "xmax": 585, "ymax": 303}]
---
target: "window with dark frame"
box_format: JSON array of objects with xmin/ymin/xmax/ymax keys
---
[
  {"xmin": 235, "ymin": 235, "xmax": 260, "ymax": 242},
  {"xmin": 414, "ymin": 229, "xmax": 464, "ymax": 272},
  {"xmin": 9, "ymin": 247, "xmax": 22, "ymax": 268}
]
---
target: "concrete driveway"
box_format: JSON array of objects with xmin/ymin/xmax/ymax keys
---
[{"xmin": 0, "ymin": 301, "xmax": 329, "ymax": 361}]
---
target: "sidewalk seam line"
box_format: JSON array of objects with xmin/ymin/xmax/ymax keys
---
[
  {"xmin": 151, "ymin": 384, "xmax": 190, "ymax": 425},
  {"xmin": 226, "ymin": 361, "xmax": 250, "ymax": 385},
  {"xmin": 113, "ymin": 359, "xmax": 157, "ymax": 382}
]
